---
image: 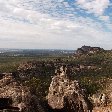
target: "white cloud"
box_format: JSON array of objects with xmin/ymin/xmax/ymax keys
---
[
  {"xmin": 76, "ymin": 0, "xmax": 110, "ymax": 16},
  {"xmin": 0, "ymin": 15, "xmax": 112, "ymax": 49},
  {"xmin": 99, "ymin": 16, "xmax": 109, "ymax": 21},
  {"xmin": 0, "ymin": 0, "xmax": 111, "ymax": 49}
]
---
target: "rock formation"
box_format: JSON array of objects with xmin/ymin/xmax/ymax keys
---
[
  {"xmin": 76, "ymin": 45, "xmax": 104, "ymax": 55},
  {"xmin": 47, "ymin": 66, "xmax": 93, "ymax": 112},
  {"xmin": 0, "ymin": 73, "xmax": 45, "ymax": 112}
]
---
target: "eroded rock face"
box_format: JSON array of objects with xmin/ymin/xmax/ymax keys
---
[
  {"xmin": 76, "ymin": 45, "xmax": 104, "ymax": 55},
  {"xmin": 0, "ymin": 73, "xmax": 45, "ymax": 112},
  {"xmin": 47, "ymin": 66, "xmax": 93, "ymax": 112}
]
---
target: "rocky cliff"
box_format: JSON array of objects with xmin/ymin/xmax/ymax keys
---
[
  {"xmin": 76, "ymin": 45, "xmax": 104, "ymax": 55},
  {"xmin": 0, "ymin": 73, "xmax": 45, "ymax": 112},
  {"xmin": 47, "ymin": 66, "xmax": 93, "ymax": 112}
]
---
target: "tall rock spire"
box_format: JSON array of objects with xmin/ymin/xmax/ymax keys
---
[{"xmin": 47, "ymin": 66, "xmax": 93, "ymax": 112}]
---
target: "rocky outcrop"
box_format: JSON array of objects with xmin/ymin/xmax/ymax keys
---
[
  {"xmin": 47, "ymin": 66, "xmax": 93, "ymax": 112},
  {"xmin": 76, "ymin": 45, "xmax": 104, "ymax": 55},
  {"xmin": 0, "ymin": 73, "xmax": 45, "ymax": 112}
]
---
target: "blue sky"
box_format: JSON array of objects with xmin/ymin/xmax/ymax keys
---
[{"xmin": 0, "ymin": 0, "xmax": 112, "ymax": 49}]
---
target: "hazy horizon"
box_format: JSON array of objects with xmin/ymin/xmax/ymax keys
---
[
  {"xmin": 0, "ymin": 47, "xmax": 76, "ymax": 50},
  {"xmin": 0, "ymin": 0, "xmax": 112, "ymax": 50}
]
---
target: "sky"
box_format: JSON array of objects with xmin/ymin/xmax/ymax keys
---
[{"xmin": 0, "ymin": 0, "xmax": 112, "ymax": 50}]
